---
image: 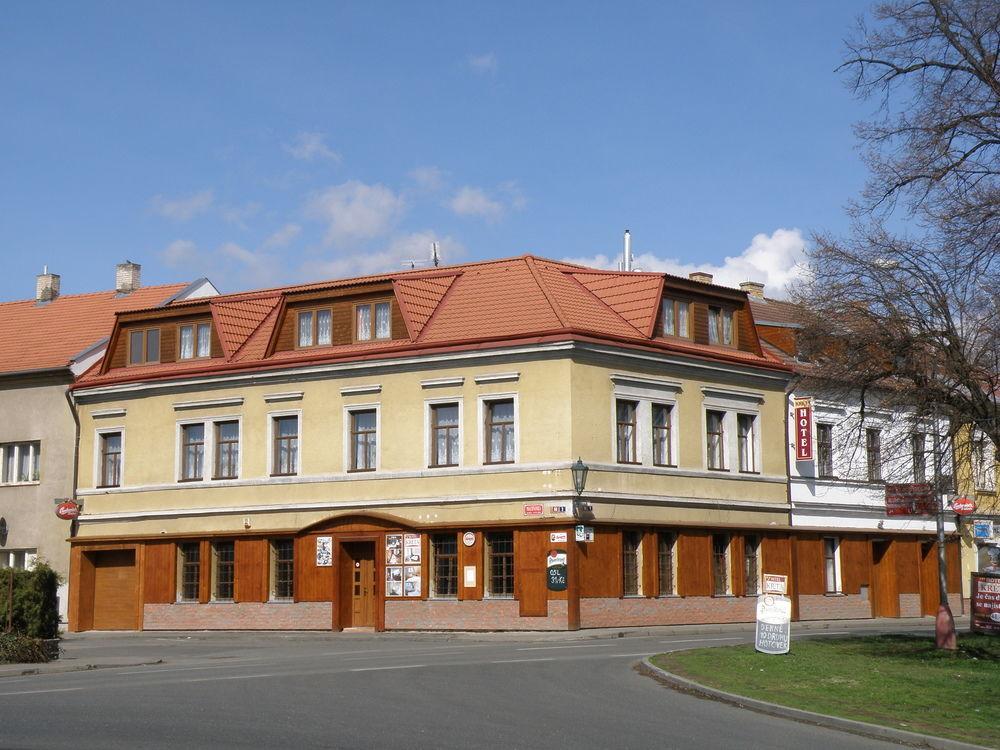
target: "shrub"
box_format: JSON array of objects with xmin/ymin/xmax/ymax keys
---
[
  {"xmin": 0, "ymin": 632, "xmax": 50, "ymax": 663},
  {"xmin": 0, "ymin": 561, "xmax": 61, "ymax": 639}
]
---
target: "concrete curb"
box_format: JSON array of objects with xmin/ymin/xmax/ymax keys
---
[
  {"xmin": 0, "ymin": 660, "xmax": 164, "ymax": 679},
  {"xmin": 639, "ymin": 657, "xmax": 994, "ymax": 750}
]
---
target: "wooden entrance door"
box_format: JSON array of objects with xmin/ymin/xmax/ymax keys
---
[
  {"xmin": 342, "ymin": 542, "xmax": 376, "ymax": 627},
  {"xmin": 919, "ymin": 541, "xmax": 940, "ymax": 616},
  {"xmin": 871, "ymin": 540, "xmax": 900, "ymax": 618},
  {"xmin": 90, "ymin": 549, "xmax": 138, "ymax": 630}
]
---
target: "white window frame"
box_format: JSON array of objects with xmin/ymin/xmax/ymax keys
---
[
  {"xmin": 701, "ymin": 388, "xmax": 764, "ymax": 474},
  {"xmin": 823, "ymin": 536, "xmax": 843, "ymax": 594},
  {"xmin": 609, "ymin": 375, "xmax": 681, "ymax": 468},
  {"xmin": 477, "ymin": 393, "xmax": 519, "ymax": 466},
  {"xmin": 343, "ymin": 403, "xmax": 381, "ymax": 473},
  {"xmin": 174, "ymin": 416, "xmax": 243, "ymax": 483},
  {"xmin": 93, "ymin": 426, "xmax": 125, "ymax": 488},
  {"xmin": 424, "ymin": 398, "xmax": 463, "ymax": 469},
  {"xmin": 0, "ymin": 441, "xmax": 41, "ymax": 485},
  {"xmin": 0, "ymin": 549, "xmax": 38, "ymax": 569},
  {"xmin": 267, "ymin": 409, "xmax": 303, "ymax": 477},
  {"xmin": 736, "ymin": 412, "xmax": 761, "ymax": 474}
]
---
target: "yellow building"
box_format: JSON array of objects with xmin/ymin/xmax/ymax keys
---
[
  {"xmin": 69, "ymin": 256, "xmax": 815, "ymax": 631},
  {"xmin": 954, "ymin": 425, "xmax": 1000, "ymax": 602}
]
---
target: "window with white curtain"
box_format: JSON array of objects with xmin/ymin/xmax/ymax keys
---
[
  {"xmin": 0, "ymin": 442, "xmax": 40, "ymax": 484},
  {"xmin": 317, "ymin": 309, "xmax": 332, "ymax": 345},
  {"xmin": 356, "ymin": 305, "xmax": 371, "ymax": 340},
  {"xmin": 179, "ymin": 325, "xmax": 195, "ymax": 359},
  {"xmin": 375, "ymin": 302, "xmax": 391, "ymax": 339},
  {"xmin": 196, "ymin": 323, "xmax": 211, "ymax": 357}
]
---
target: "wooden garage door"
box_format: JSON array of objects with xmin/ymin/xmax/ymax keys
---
[{"xmin": 91, "ymin": 550, "xmax": 138, "ymax": 630}]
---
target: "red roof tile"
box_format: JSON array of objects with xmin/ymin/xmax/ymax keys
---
[
  {"xmin": 0, "ymin": 283, "xmax": 190, "ymax": 376},
  {"xmin": 77, "ymin": 255, "xmax": 791, "ymax": 388}
]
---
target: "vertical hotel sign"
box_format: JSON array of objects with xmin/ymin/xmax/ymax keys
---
[{"xmin": 794, "ymin": 397, "xmax": 814, "ymax": 461}]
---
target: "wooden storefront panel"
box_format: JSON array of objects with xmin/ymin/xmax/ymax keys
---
[
  {"xmin": 919, "ymin": 540, "xmax": 939, "ymax": 616},
  {"xmin": 839, "ymin": 537, "xmax": 870, "ymax": 595},
  {"xmin": 142, "ymin": 541, "xmax": 176, "ymax": 604},
  {"xmin": 794, "ymin": 535, "xmax": 825, "ymax": 595},
  {"xmin": 458, "ymin": 531, "xmax": 484, "ymax": 601},
  {"xmin": 894, "ymin": 538, "xmax": 921, "ymax": 594},
  {"xmin": 677, "ymin": 530, "xmax": 712, "ymax": 597},
  {"xmin": 515, "ymin": 529, "xmax": 548, "ymax": 617},
  {"xmin": 295, "ymin": 534, "xmax": 334, "ymax": 602},
  {"xmin": 578, "ymin": 528, "xmax": 620, "ymax": 598},
  {"xmin": 946, "ymin": 539, "xmax": 962, "ymax": 593},
  {"xmin": 235, "ymin": 538, "xmax": 268, "ymax": 603},
  {"xmin": 871, "ymin": 540, "xmax": 900, "ymax": 617},
  {"xmin": 91, "ymin": 549, "xmax": 139, "ymax": 631}
]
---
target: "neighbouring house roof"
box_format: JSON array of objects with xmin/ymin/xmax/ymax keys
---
[
  {"xmin": 0, "ymin": 281, "xmax": 198, "ymax": 376},
  {"xmin": 748, "ymin": 296, "xmax": 804, "ymax": 328},
  {"xmin": 76, "ymin": 255, "xmax": 792, "ymax": 389}
]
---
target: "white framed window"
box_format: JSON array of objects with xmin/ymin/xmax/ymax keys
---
[
  {"xmin": 737, "ymin": 413, "xmax": 758, "ymax": 473},
  {"xmin": 93, "ymin": 427, "xmax": 125, "ymax": 488},
  {"xmin": 0, "ymin": 442, "xmax": 41, "ymax": 485},
  {"xmin": 701, "ymin": 387, "xmax": 764, "ymax": 474},
  {"xmin": 267, "ymin": 410, "xmax": 302, "ymax": 477},
  {"xmin": 424, "ymin": 398, "xmax": 463, "ymax": 468},
  {"xmin": 823, "ymin": 537, "xmax": 842, "ymax": 593},
  {"xmin": 175, "ymin": 417, "xmax": 242, "ymax": 482},
  {"xmin": 0, "ymin": 549, "xmax": 38, "ymax": 569},
  {"xmin": 477, "ymin": 393, "xmax": 519, "ymax": 465},
  {"xmin": 342, "ymin": 403, "xmax": 381, "ymax": 473},
  {"xmin": 609, "ymin": 375, "xmax": 681, "ymax": 468}
]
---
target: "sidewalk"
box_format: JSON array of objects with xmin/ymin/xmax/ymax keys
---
[{"xmin": 0, "ymin": 615, "xmax": 969, "ymax": 678}]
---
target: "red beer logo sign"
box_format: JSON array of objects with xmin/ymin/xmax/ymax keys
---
[
  {"xmin": 793, "ymin": 397, "xmax": 814, "ymax": 461},
  {"xmin": 55, "ymin": 501, "xmax": 80, "ymax": 520},
  {"xmin": 952, "ymin": 497, "xmax": 977, "ymax": 515}
]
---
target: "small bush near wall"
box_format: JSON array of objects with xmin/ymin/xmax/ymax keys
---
[
  {"xmin": 0, "ymin": 561, "xmax": 61, "ymax": 639},
  {"xmin": 0, "ymin": 632, "xmax": 50, "ymax": 663}
]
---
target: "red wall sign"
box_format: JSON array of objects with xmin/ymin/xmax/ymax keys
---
[
  {"xmin": 55, "ymin": 501, "xmax": 80, "ymax": 520},
  {"xmin": 885, "ymin": 484, "xmax": 937, "ymax": 516},
  {"xmin": 522, "ymin": 503, "xmax": 544, "ymax": 517},
  {"xmin": 970, "ymin": 573, "xmax": 1000, "ymax": 635},
  {"xmin": 952, "ymin": 497, "xmax": 977, "ymax": 515},
  {"xmin": 793, "ymin": 397, "xmax": 814, "ymax": 461}
]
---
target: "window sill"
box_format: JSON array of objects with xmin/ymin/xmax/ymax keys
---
[
  {"xmin": 212, "ymin": 476, "xmax": 239, "ymax": 482},
  {"xmin": 657, "ymin": 594, "xmax": 680, "ymax": 599},
  {"xmin": 711, "ymin": 594, "xmax": 736, "ymax": 599},
  {"xmin": 269, "ymin": 598, "xmax": 294, "ymax": 604},
  {"xmin": 270, "ymin": 473, "xmax": 298, "ymax": 478},
  {"xmin": 429, "ymin": 595, "xmax": 459, "ymax": 601},
  {"xmin": 347, "ymin": 468, "xmax": 376, "ymax": 474},
  {"xmin": 706, "ymin": 467, "xmax": 730, "ymax": 473},
  {"xmin": 824, "ymin": 591, "xmax": 846, "ymax": 597},
  {"xmin": 652, "ymin": 464, "xmax": 678, "ymax": 469},
  {"xmin": 739, "ymin": 470, "xmax": 760, "ymax": 476},
  {"xmin": 209, "ymin": 599, "xmax": 235, "ymax": 604},
  {"xmin": 428, "ymin": 464, "xmax": 459, "ymax": 470},
  {"xmin": 177, "ymin": 477, "xmax": 204, "ymax": 483},
  {"xmin": 484, "ymin": 594, "xmax": 514, "ymax": 600},
  {"xmin": 174, "ymin": 599, "xmax": 200, "ymax": 605},
  {"xmin": 616, "ymin": 461, "xmax": 642, "ymax": 466},
  {"xmin": 484, "ymin": 461, "xmax": 515, "ymax": 466},
  {"xmin": 96, "ymin": 484, "xmax": 121, "ymax": 490},
  {"xmin": 0, "ymin": 481, "xmax": 41, "ymax": 488}
]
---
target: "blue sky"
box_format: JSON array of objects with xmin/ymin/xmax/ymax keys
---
[{"xmin": 1, "ymin": 1, "xmax": 875, "ymax": 300}]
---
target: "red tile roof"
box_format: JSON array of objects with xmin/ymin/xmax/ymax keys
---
[
  {"xmin": 748, "ymin": 297, "xmax": 803, "ymax": 327},
  {"xmin": 0, "ymin": 283, "xmax": 191, "ymax": 376},
  {"xmin": 77, "ymin": 255, "xmax": 791, "ymax": 388}
]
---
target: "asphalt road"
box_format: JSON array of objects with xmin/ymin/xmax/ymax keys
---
[{"xmin": 0, "ymin": 626, "xmax": 928, "ymax": 750}]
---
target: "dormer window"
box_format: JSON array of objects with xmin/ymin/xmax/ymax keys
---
[
  {"xmin": 708, "ymin": 306, "xmax": 735, "ymax": 346},
  {"xmin": 356, "ymin": 301, "xmax": 391, "ymax": 341},
  {"xmin": 297, "ymin": 309, "xmax": 332, "ymax": 348},
  {"xmin": 661, "ymin": 298, "xmax": 690, "ymax": 338},
  {"xmin": 128, "ymin": 328, "xmax": 160, "ymax": 365},
  {"xmin": 179, "ymin": 322, "xmax": 212, "ymax": 359}
]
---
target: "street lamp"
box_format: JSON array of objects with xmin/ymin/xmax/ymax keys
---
[{"xmin": 571, "ymin": 458, "xmax": 591, "ymax": 519}]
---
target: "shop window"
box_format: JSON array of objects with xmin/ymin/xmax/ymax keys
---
[
  {"xmin": 823, "ymin": 537, "xmax": 842, "ymax": 593},
  {"xmin": 484, "ymin": 531, "xmax": 514, "ymax": 598},
  {"xmin": 271, "ymin": 539, "xmax": 294, "ymax": 600},
  {"xmin": 622, "ymin": 530, "xmax": 642, "ymax": 596},
  {"xmin": 658, "ymin": 532, "xmax": 676, "ymax": 596},
  {"xmin": 213, "ymin": 541, "xmax": 235, "ymax": 601},
  {"xmin": 744, "ymin": 535, "xmax": 761, "ymax": 596},
  {"xmin": 712, "ymin": 533, "xmax": 731, "ymax": 595},
  {"xmin": 178, "ymin": 542, "xmax": 200, "ymax": 602},
  {"xmin": 431, "ymin": 533, "xmax": 459, "ymax": 598}
]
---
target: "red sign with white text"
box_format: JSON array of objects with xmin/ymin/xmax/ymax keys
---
[
  {"xmin": 952, "ymin": 497, "xmax": 977, "ymax": 515},
  {"xmin": 793, "ymin": 398, "xmax": 813, "ymax": 461},
  {"xmin": 885, "ymin": 484, "xmax": 937, "ymax": 516},
  {"xmin": 55, "ymin": 501, "xmax": 80, "ymax": 520},
  {"xmin": 970, "ymin": 573, "xmax": 1000, "ymax": 635}
]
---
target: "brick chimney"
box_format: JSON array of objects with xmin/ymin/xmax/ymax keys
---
[
  {"xmin": 115, "ymin": 261, "xmax": 141, "ymax": 294},
  {"xmin": 689, "ymin": 271, "xmax": 714, "ymax": 284},
  {"xmin": 36, "ymin": 266, "xmax": 60, "ymax": 303},
  {"xmin": 739, "ymin": 281, "xmax": 765, "ymax": 299}
]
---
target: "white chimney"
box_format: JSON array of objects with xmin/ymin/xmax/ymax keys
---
[
  {"xmin": 622, "ymin": 229, "xmax": 633, "ymax": 272},
  {"xmin": 36, "ymin": 266, "xmax": 60, "ymax": 303},
  {"xmin": 689, "ymin": 271, "xmax": 714, "ymax": 284},
  {"xmin": 740, "ymin": 281, "xmax": 765, "ymax": 299},
  {"xmin": 116, "ymin": 261, "xmax": 141, "ymax": 294}
]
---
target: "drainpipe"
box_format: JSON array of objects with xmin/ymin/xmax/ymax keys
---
[{"xmin": 64, "ymin": 386, "xmax": 81, "ymax": 539}]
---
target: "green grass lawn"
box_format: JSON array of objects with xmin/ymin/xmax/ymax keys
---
[{"xmin": 652, "ymin": 634, "xmax": 1000, "ymax": 747}]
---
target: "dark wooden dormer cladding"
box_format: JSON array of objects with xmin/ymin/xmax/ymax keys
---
[
  {"xmin": 652, "ymin": 279, "xmax": 763, "ymax": 356},
  {"xmin": 272, "ymin": 284, "xmax": 409, "ymax": 353},
  {"xmin": 106, "ymin": 310, "xmax": 222, "ymax": 371}
]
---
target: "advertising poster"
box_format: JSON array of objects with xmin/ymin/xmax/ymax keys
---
[
  {"xmin": 755, "ymin": 594, "xmax": 792, "ymax": 654},
  {"xmin": 970, "ymin": 572, "xmax": 1000, "ymax": 635},
  {"xmin": 385, "ymin": 534, "xmax": 402, "ymax": 566},
  {"xmin": 404, "ymin": 533, "xmax": 422, "ymax": 564},
  {"xmin": 386, "ymin": 566, "xmax": 403, "ymax": 597},
  {"xmin": 546, "ymin": 549, "xmax": 568, "ymax": 591},
  {"xmin": 315, "ymin": 536, "xmax": 333, "ymax": 567},
  {"xmin": 404, "ymin": 565, "xmax": 421, "ymax": 597},
  {"xmin": 973, "ymin": 520, "xmax": 995, "ymax": 541}
]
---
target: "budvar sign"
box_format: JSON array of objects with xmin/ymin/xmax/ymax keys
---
[
  {"xmin": 885, "ymin": 483, "xmax": 937, "ymax": 516},
  {"xmin": 793, "ymin": 397, "xmax": 813, "ymax": 461}
]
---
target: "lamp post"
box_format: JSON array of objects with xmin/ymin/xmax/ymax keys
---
[{"xmin": 571, "ymin": 458, "xmax": 590, "ymax": 519}]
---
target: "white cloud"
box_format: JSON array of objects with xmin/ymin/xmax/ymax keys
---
[
  {"xmin": 468, "ymin": 52, "xmax": 498, "ymax": 74},
  {"xmin": 448, "ymin": 183, "xmax": 526, "ymax": 222},
  {"xmin": 408, "ymin": 165, "xmax": 446, "ymax": 192},
  {"xmin": 306, "ymin": 180, "xmax": 407, "ymax": 245},
  {"xmin": 563, "ymin": 228, "xmax": 808, "ymax": 299},
  {"xmin": 284, "ymin": 132, "xmax": 341, "ymax": 162},
  {"xmin": 160, "ymin": 239, "xmax": 199, "ymax": 267},
  {"xmin": 218, "ymin": 241, "xmax": 280, "ymax": 287},
  {"xmin": 219, "ymin": 201, "xmax": 262, "ymax": 228},
  {"xmin": 300, "ymin": 231, "xmax": 466, "ymax": 280},
  {"xmin": 262, "ymin": 223, "xmax": 301, "ymax": 249},
  {"xmin": 149, "ymin": 190, "xmax": 214, "ymax": 221}
]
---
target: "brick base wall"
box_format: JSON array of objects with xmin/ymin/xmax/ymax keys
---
[
  {"xmin": 580, "ymin": 596, "xmax": 757, "ymax": 628},
  {"xmin": 899, "ymin": 593, "xmax": 922, "ymax": 618},
  {"xmin": 143, "ymin": 602, "xmax": 332, "ymax": 630},
  {"xmin": 798, "ymin": 594, "xmax": 871, "ymax": 620},
  {"xmin": 385, "ymin": 599, "xmax": 569, "ymax": 631}
]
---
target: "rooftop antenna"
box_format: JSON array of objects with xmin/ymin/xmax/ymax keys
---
[{"xmin": 402, "ymin": 242, "xmax": 442, "ymax": 271}]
